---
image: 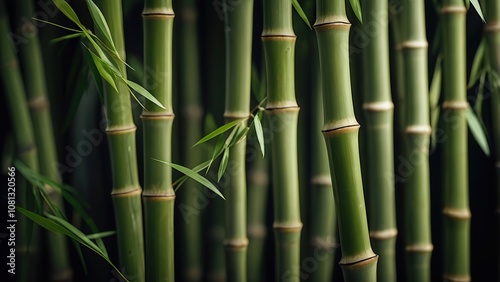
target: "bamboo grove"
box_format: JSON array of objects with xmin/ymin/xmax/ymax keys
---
[{"xmin": 0, "ymin": 0, "xmax": 498, "ymax": 281}]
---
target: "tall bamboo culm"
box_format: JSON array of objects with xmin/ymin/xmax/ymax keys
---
[
  {"xmin": 359, "ymin": 0, "xmax": 397, "ymax": 280},
  {"xmin": 484, "ymin": 0, "xmax": 500, "ymax": 279},
  {"xmin": 314, "ymin": 1, "xmax": 378, "ymax": 281},
  {"xmin": 95, "ymin": 1, "xmax": 145, "ymax": 279},
  {"xmin": 441, "ymin": 0, "xmax": 470, "ymax": 280},
  {"xmin": 262, "ymin": 0, "xmax": 302, "ymax": 280},
  {"xmin": 141, "ymin": 0, "xmax": 175, "ymax": 280},
  {"xmin": 401, "ymin": 0, "xmax": 433, "ymax": 280},
  {"xmin": 222, "ymin": 0, "xmax": 253, "ymax": 280},
  {"xmin": 314, "ymin": 0, "xmax": 378, "ymax": 281},
  {"xmin": 176, "ymin": 0, "xmax": 203, "ymax": 279},
  {"xmin": 1, "ymin": 3, "xmax": 40, "ymax": 281},
  {"xmin": 12, "ymin": 1, "xmax": 72, "ymax": 280}
]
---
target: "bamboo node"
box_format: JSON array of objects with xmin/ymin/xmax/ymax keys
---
[
  {"xmin": 183, "ymin": 104, "xmax": 203, "ymax": 120},
  {"xmin": 442, "ymin": 101, "xmax": 468, "ymax": 110},
  {"xmin": 142, "ymin": 192, "xmax": 176, "ymax": 199},
  {"xmin": 369, "ymin": 228, "xmax": 398, "ymax": 240},
  {"xmin": 440, "ymin": 6, "xmax": 467, "ymax": 14},
  {"xmin": 0, "ymin": 58, "xmax": 17, "ymax": 69},
  {"xmin": 248, "ymin": 170, "xmax": 269, "ymax": 186},
  {"xmin": 362, "ymin": 101, "xmax": 394, "ymax": 112},
  {"xmin": 28, "ymin": 96, "xmax": 50, "ymax": 110},
  {"xmin": 322, "ymin": 124, "xmax": 360, "ymax": 137},
  {"xmin": 402, "ymin": 40, "xmax": 428, "ymax": 49},
  {"xmin": 180, "ymin": 8, "xmax": 197, "ymax": 21},
  {"xmin": 140, "ymin": 113, "xmax": 175, "ymax": 120},
  {"xmin": 223, "ymin": 111, "xmax": 250, "ymax": 120},
  {"xmin": 405, "ymin": 244, "xmax": 434, "ymax": 252},
  {"xmin": 442, "ymin": 208, "xmax": 471, "ymax": 219},
  {"xmin": 247, "ymin": 224, "xmax": 267, "ymax": 238},
  {"xmin": 261, "ymin": 34, "xmax": 296, "ymax": 40},
  {"xmin": 442, "ymin": 274, "xmax": 471, "ymax": 282},
  {"xmin": 405, "ymin": 125, "xmax": 432, "ymax": 135},
  {"xmin": 310, "ymin": 237, "xmax": 337, "ymax": 249},
  {"xmin": 485, "ymin": 21, "xmax": 500, "ymax": 32},
  {"xmin": 313, "ymin": 21, "xmax": 351, "ymax": 31},
  {"xmin": 111, "ymin": 187, "xmax": 142, "ymax": 197},
  {"xmin": 311, "ymin": 175, "xmax": 332, "ymax": 186},
  {"xmin": 340, "ymin": 254, "xmax": 378, "ymax": 268},
  {"xmin": 105, "ymin": 125, "xmax": 137, "ymax": 135},
  {"xmin": 18, "ymin": 143, "xmax": 37, "ymax": 156},
  {"xmin": 273, "ymin": 222, "xmax": 303, "ymax": 232},
  {"xmin": 142, "ymin": 8, "xmax": 175, "ymax": 17},
  {"xmin": 223, "ymin": 238, "xmax": 249, "ymax": 249}
]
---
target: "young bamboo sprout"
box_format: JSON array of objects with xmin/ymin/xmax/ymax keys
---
[
  {"xmin": 12, "ymin": 0, "xmax": 72, "ymax": 280},
  {"xmin": 141, "ymin": 0, "xmax": 175, "ymax": 280},
  {"xmin": 262, "ymin": 0, "xmax": 302, "ymax": 279},
  {"xmin": 441, "ymin": 0, "xmax": 470, "ymax": 280},
  {"xmin": 484, "ymin": 0, "xmax": 500, "ymax": 277},
  {"xmin": 401, "ymin": 0, "xmax": 433, "ymax": 280},
  {"xmin": 360, "ymin": 0, "xmax": 397, "ymax": 280},
  {"xmin": 95, "ymin": 0, "xmax": 145, "ymax": 279},
  {"xmin": 222, "ymin": 0, "xmax": 253, "ymax": 280},
  {"xmin": 314, "ymin": 0, "xmax": 378, "ymax": 280}
]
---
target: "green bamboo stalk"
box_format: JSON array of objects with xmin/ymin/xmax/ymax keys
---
[
  {"xmin": 484, "ymin": 0, "xmax": 500, "ymax": 279},
  {"xmin": 141, "ymin": 0, "xmax": 175, "ymax": 280},
  {"xmin": 308, "ymin": 51, "xmax": 336, "ymax": 282},
  {"xmin": 441, "ymin": 1, "xmax": 470, "ymax": 281},
  {"xmin": 222, "ymin": 0, "xmax": 253, "ymax": 280},
  {"xmin": 175, "ymin": 0, "xmax": 204, "ymax": 279},
  {"xmin": 246, "ymin": 142, "xmax": 269, "ymax": 282},
  {"xmin": 95, "ymin": 1, "xmax": 145, "ymax": 280},
  {"xmin": 262, "ymin": 0, "xmax": 302, "ymax": 280},
  {"xmin": 0, "ymin": 3, "xmax": 39, "ymax": 281},
  {"xmin": 314, "ymin": 1, "xmax": 378, "ymax": 281},
  {"xmin": 12, "ymin": 1, "xmax": 72, "ymax": 280},
  {"xmin": 401, "ymin": 0, "xmax": 433, "ymax": 280},
  {"xmin": 360, "ymin": 0, "xmax": 397, "ymax": 281}
]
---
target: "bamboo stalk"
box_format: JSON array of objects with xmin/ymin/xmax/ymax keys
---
[
  {"xmin": 222, "ymin": 0, "xmax": 254, "ymax": 280},
  {"xmin": 484, "ymin": 0, "xmax": 500, "ymax": 279},
  {"xmin": 309, "ymin": 51, "xmax": 336, "ymax": 282},
  {"xmin": 0, "ymin": 3, "xmax": 40, "ymax": 281},
  {"xmin": 95, "ymin": 1, "xmax": 145, "ymax": 280},
  {"xmin": 11, "ymin": 1, "xmax": 72, "ymax": 280},
  {"xmin": 359, "ymin": 0, "xmax": 397, "ymax": 281},
  {"xmin": 141, "ymin": 0, "xmax": 175, "ymax": 280},
  {"xmin": 401, "ymin": 0, "xmax": 433, "ymax": 280},
  {"xmin": 314, "ymin": 1, "xmax": 378, "ymax": 281},
  {"xmin": 262, "ymin": 0, "xmax": 302, "ymax": 280},
  {"xmin": 441, "ymin": 1, "xmax": 470, "ymax": 281},
  {"xmin": 175, "ymin": 0, "xmax": 204, "ymax": 279}
]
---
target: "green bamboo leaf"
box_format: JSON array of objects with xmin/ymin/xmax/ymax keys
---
[
  {"xmin": 466, "ymin": 107, "xmax": 490, "ymax": 156},
  {"xmin": 173, "ymin": 160, "xmax": 212, "ymax": 190},
  {"xmin": 88, "ymin": 50, "xmax": 118, "ymax": 92},
  {"xmin": 50, "ymin": 32, "xmax": 84, "ymax": 44},
  {"xmin": 475, "ymin": 72, "xmax": 486, "ymax": 115},
  {"xmin": 85, "ymin": 0, "xmax": 116, "ymax": 50},
  {"xmin": 125, "ymin": 79, "xmax": 165, "ymax": 109},
  {"xmin": 254, "ymin": 113, "xmax": 265, "ymax": 157},
  {"xmin": 207, "ymin": 135, "xmax": 227, "ymax": 173},
  {"xmin": 52, "ymin": 0, "xmax": 83, "ymax": 26},
  {"xmin": 86, "ymin": 231, "xmax": 116, "ymax": 240},
  {"xmin": 154, "ymin": 159, "xmax": 225, "ymax": 200},
  {"xmin": 218, "ymin": 148, "xmax": 230, "ymax": 182},
  {"xmin": 81, "ymin": 45, "xmax": 104, "ymax": 98},
  {"xmin": 231, "ymin": 125, "xmax": 250, "ymax": 147},
  {"xmin": 193, "ymin": 119, "xmax": 242, "ymax": 147},
  {"xmin": 292, "ymin": 0, "xmax": 312, "ymax": 29},
  {"xmin": 469, "ymin": 0, "xmax": 485, "ymax": 22},
  {"xmin": 348, "ymin": 0, "xmax": 363, "ymax": 23},
  {"xmin": 430, "ymin": 55, "xmax": 442, "ymax": 109},
  {"xmin": 468, "ymin": 38, "xmax": 485, "ymax": 88}
]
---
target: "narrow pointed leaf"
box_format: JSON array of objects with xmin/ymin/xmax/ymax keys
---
[
  {"xmin": 89, "ymin": 50, "xmax": 118, "ymax": 92},
  {"xmin": 50, "ymin": 32, "xmax": 84, "ymax": 44},
  {"xmin": 86, "ymin": 231, "xmax": 116, "ymax": 240},
  {"xmin": 469, "ymin": 0, "xmax": 485, "ymax": 22},
  {"xmin": 254, "ymin": 114, "xmax": 265, "ymax": 157},
  {"xmin": 466, "ymin": 107, "xmax": 490, "ymax": 156},
  {"xmin": 468, "ymin": 38, "xmax": 485, "ymax": 88},
  {"xmin": 193, "ymin": 119, "xmax": 242, "ymax": 147},
  {"xmin": 154, "ymin": 159, "xmax": 225, "ymax": 200},
  {"xmin": 218, "ymin": 148, "xmax": 230, "ymax": 182},
  {"xmin": 348, "ymin": 0, "xmax": 363, "ymax": 23},
  {"xmin": 53, "ymin": 0, "xmax": 84, "ymax": 28},
  {"xmin": 125, "ymin": 79, "xmax": 165, "ymax": 109},
  {"xmin": 85, "ymin": 0, "xmax": 116, "ymax": 50},
  {"xmin": 292, "ymin": 0, "xmax": 312, "ymax": 29}
]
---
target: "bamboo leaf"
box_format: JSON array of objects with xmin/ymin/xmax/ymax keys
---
[
  {"xmin": 348, "ymin": 0, "xmax": 363, "ymax": 23},
  {"xmin": 50, "ymin": 32, "xmax": 84, "ymax": 44},
  {"xmin": 193, "ymin": 119, "xmax": 242, "ymax": 147},
  {"xmin": 207, "ymin": 135, "xmax": 227, "ymax": 173},
  {"xmin": 468, "ymin": 38, "xmax": 485, "ymax": 88},
  {"xmin": 254, "ymin": 113, "xmax": 265, "ymax": 157},
  {"xmin": 430, "ymin": 55, "xmax": 442, "ymax": 150},
  {"xmin": 292, "ymin": 0, "xmax": 312, "ymax": 29},
  {"xmin": 88, "ymin": 50, "xmax": 118, "ymax": 92},
  {"xmin": 218, "ymin": 148, "xmax": 229, "ymax": 182},
  {"xmin": 154, "ymin": 159, "xmax": 225, "ymax": 200},
  {"xmin": 81, "ymin": 45, "xmax": 104, "ymax": 98},
  {"xmin": 85, "ymin": 0, "xmax": 116, "ymax": 50},
  {"xmin": 86, "ymin": 231, "xmax": 116, "ymax": 240},
  {"xmin": 474, "ymin": 72, "xmax": 486, "ymax": 115},
  {"xmin": 52, "ymin": 0, "xmax": 84, "ymax": 29},
  {"xmin": 125, "ymin": 79, "xmax": 165, "ymax": 109},
  {"xmin": 466, "ymin": 107, "xmax": 490, "ymax": 156},
  {"xmin": 469, "ymin": 0, "xmax": 485, "ymax": 22}
]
